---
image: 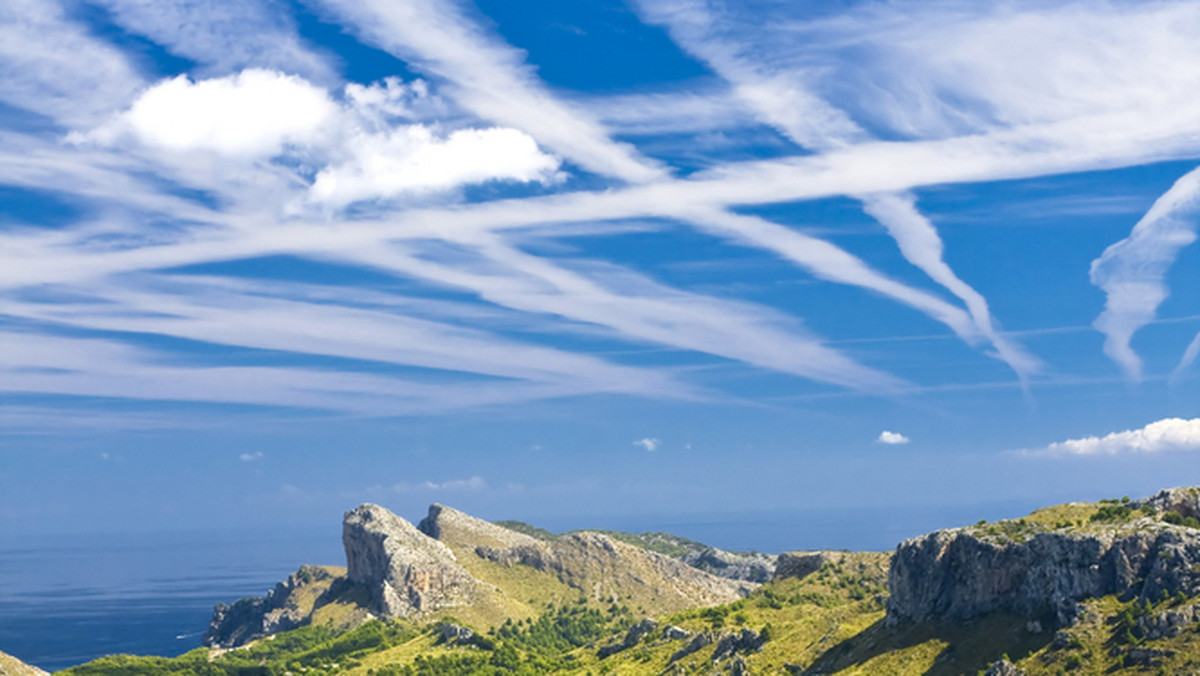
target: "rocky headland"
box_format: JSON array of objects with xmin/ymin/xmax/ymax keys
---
[{"xmin": 886, "ymin": 487, "xmax": 1200, "ymax": 628}]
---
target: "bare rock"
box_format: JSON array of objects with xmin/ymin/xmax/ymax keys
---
[
  {"xmin": 0, "ymin": 651, "xmax": 48, "ymax": 676},
  {"xmin": 711, "ymin": 627, "xmax": 765, "ymax": 662},
  {"xmin": 598, "ymin": 618, "xmax": 658, "ymax": 658},
  {"xmin": 1136, "ymin": 602, "xmax": 1200, "ymax": 640},
  {"xmin": 670, "ymin": 631, "xmax": 714, "ymax": 663},
  {"xmin": 681, "ymin": 548, "xmax": 776, "ymax": 583},
  {"xmin": 343, "ymin": 503, "xmax": 483, "ymax": 618},
  {"xmin": 204, "ymin": 565, "xmax": 346, "ymax": 648},
  {"xmin": 886, "ymin": 519, "xmax": 1200, "ymax": 627},
  {"xmin": 663, "ymin": 624, "xmax": 692, "ymax": 640},
  {"xmin": 774, "ymin": 552, "xmax": 834, "ymax": 581},
  {"xmin": 1134, "ymin": 487, "xmax": 1200, "ymax": 520},
  {"xmin": 983, "ymin": 658, "xmax": 1025, "ymax": 676},
  {"xmin": 437, "ymin": 622, "xmax": 476, "ymax": 645}
]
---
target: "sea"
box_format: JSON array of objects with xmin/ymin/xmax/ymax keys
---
[{"xmin": 0, "ymin": 501, "xmax": 1033, "ymax": 672}]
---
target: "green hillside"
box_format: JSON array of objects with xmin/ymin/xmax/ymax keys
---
[{"xmin": 52, "ymin": 491, "xmax": 1200, "ymax": 675}]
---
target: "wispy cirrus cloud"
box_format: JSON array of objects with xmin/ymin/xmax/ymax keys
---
[
  {"xmin": 90, "ymin": 0, "xmax": 337, "ymax": 84},
  {"xmin": 1091, "ymin": 165, "xmax": 1200, "ymax": 380},
  {"xmin": 637, "ymin": 0, "xmax": 1039, "ymax": 381},
  {"xmin": 312, "ymin": 0, "xmax": 666, "ymax": 183},
  {"xmin": 3, "ymin": 0, "xmax": 1200, "ymax": 434}
]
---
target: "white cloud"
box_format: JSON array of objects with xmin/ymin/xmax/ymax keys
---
[
  {"xmin": 310, "ymin": 125, "xmax": 561, "ymax": 205},
  {"xmin": 90, "ymin": 0, "xmax": 336, "ymax": 84},
  {"xmin": 633, "ymin": 438, "xmax": 660, "ymax": 452},
  {"xmin": 877, "ymin": 431, "xmax": 910, "ymax": 445},
  {"xmin": 637, "ymin": 1, "xmax": 1038, "ymax": 382},
  {"xmin": 238, "ymin": 451, "xmax": 263, "ymax": 462},
  {"xmin": 399, "ymin": 476, "xmax": 486, "ymax": 491},
  {"xmin": 1174, "ymin": 332, "xmax": 1200, "ymax": 383},
  {"xmin": 1036, "ymin": 418, "xmax": 1200, "ymax": 456},
  {"xmin": 0, "ymin": 0, "xmax": 144, "ymax": 126},
  {"xmin": 315, "ymin": 0, "xmax": 665, "ymax": 183},
  {"xmin": 89, "ymin": 69, "xmax": 337, "ymax": 157},
  {"xmin": 1091, "ymin": 165, "xmax": 1200, "ymax": 380}
]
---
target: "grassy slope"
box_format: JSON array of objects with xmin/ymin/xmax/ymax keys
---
[{"xmin": 55, "ymin": 497, "xmax": 1200, "ymax": 675}]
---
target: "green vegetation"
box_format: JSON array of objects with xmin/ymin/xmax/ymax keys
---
[
  {"xmin": 493, "ymin": 521, "xmax": 557, "ymax": 541},
  {"xmin": 1163, "ymin": 511, "xmax": 1200, "ymax": 528},
  {"xmin": 58, "ymin": 494, "xmax": 1200, "ymax": 675},
  {"xmin": 60, "ymin": 620, "xmax": 419, "ymax": 676}
]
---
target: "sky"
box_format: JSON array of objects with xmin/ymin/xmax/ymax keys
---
[{"xmin": 2, "ymin": 0, "xmax": 1200, "ymax": 549}]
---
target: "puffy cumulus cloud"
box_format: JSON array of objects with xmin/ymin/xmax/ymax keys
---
[
  {"xmin": 88, "ymin": 69, "xmax": 338, "ymax": 157},
  {"xmin": 1038, "ymin": 418, "xmax": 1200, "ymax": 456},
  {"xmin": 877, "ymin": 430, "xmax": 910, "ymax": 445},
  {"xmin": 633, "ymin": 437, "xmax": 660, "ymax": 451},
  {"xmin": 310, "ymin": 125, "xmax": 560, "ymax": 206},
  {"xmin": 77, "ymin": 68, "xmax": 560, "ymax": 206},
  {"xmin": 344, "ymin": 77, "xmax": 445, "ymax": 126}
]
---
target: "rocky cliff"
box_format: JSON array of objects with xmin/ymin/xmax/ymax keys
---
[
  {"xmin": 0, "ymin": 651, "xmax": 47, "ymax": 676},
  {"xmin": 203, "ymin": 564, "xmax": 366, "ymax": 648},
  {"xmin": 886, "ymin": 496, "xmax": 1200, "ymax": 627},
  {"xmin": 680, "ymin": 547, "xmax": 776, "ymax": 583},
  {"xmin": 343, "ymin": 503, "xmax": 486, "ymax": 618},
  {"xmin": 423, "ymin": 503, "xmax": 756, "ymax": 609}
]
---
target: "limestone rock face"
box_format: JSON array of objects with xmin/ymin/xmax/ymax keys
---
[
  {"xmin": 343, "ymin": 503, "xmax": 483, "ymax": 618},
  {"xmin": 680, "ymin": 548, "xmax": 776, "ymax": 583},
  {"xmin": 0, "ymin": 651, "xmax": 48, "ymax": 676},
  {"xmin": 1136, "ymin": 487, "xmax": 1200, "ymax": 520},
  {"xmin": 1136, "ymin": 602, "xmax": 1200, "ymax": 640},
  {"xmin": 984, "ymin": 659, "xmax": 1025, "ymax": 676},
  {"xmin": 886, "ymin": 523, "xmax": 1200, "ymax": 627},
  {"xmin": 204, "ymin": 565, "xmax": 348, "ymax": 648},
  {"xmin": 419, "ymin": 503, "xmax": 542, "ymax": 550},
  {"xmin": 774, "ymin": 552, "xmax": 835, "ymax": 581}
]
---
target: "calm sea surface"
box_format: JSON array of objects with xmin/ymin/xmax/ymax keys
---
[
  {"xmin": 0, "ymin": 527, "xmax": 343, "ymax": 672},
  {"xmin": 0, "ymin": 502, "xmax": 1032, "ymax": 672}
]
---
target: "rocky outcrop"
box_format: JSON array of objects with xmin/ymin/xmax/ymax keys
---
[
  {"xmin": 983, "ymin": 659, "xmax": 1025, "ymax": 676},
  {"xmin": 886, "ymin": 520, "xmax": 1200, "ymax": 627},
  {"xmin": 671, "ymin": 631, "xmax": 714, "ymax": 663},
  {"xmin": 343, "ymin": 503, "xmax": 483, "ymax": 618},
  {"xmin": 711, "ymin": 627, "xmax": 765, "ymax": 662},
  {"xmin": 1136, "ymin": 602, "xmax": 1200, "ymax": 640},
  {"xmin": 774, "ymin": 552, "xmax": 835, "ymax": 580},
  {"xmin": 420, "ymin": 504, "xmax": 542, "ymax": 551},
  {"xmin": 663, "ymin": 624, "xmax": 691, "ymax": 640},
  {"xmin": 1136, "ymin": 487, "xmax": 1200, "ymax": 520},
  {"xmin": 0, "ymin": 651, "xmax": 47, "ymax": 676},
  {"xmin": 681, "ymin": 548, "xmax": 775, "ymax": 583},
  {"xmin": 204, "ymin": 565, "xmax": 349, "ymax": 648},
  {"xmin": 597, "ymin": 618, "xmax": 658, "ymax": 658}
]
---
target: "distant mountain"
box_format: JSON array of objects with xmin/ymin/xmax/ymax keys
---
[{"xmin": 50, "ymin": 486, "xmax": 1200, "ymax": 675}]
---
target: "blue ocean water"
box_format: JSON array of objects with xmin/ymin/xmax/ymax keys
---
[
  {"xmin": 0, "ymin": 501, "xmax": 1033, "ymax": 672},
  {"xmin": 0, "ymin": 527, "xmax": 343, "ymax": 673}
]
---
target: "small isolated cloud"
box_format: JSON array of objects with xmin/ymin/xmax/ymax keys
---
[
  {"xmin": 239, "ymin": 451, "xmax": 264, "ymax": 462},
  {"xmin": 99, "ymin": 452, "xmax": 110, "ymax": 461},
  {"xmin": 87, "ymin": 69, "xmax": 337, "ymax": 157},
  {"xmin": 1035, "ymin": 418, "xmax": 1200, "ymax": 456},
  {"xmin": 877, "ymin": 430, "xmax": 910, "ymax": 445},
  {"xmin": 396, "ymin": 476, "xmax": 486, "ymax": 492},
  {"xmin": 633, "ymin": 437, "xmax": 660, "ymax": 452}
]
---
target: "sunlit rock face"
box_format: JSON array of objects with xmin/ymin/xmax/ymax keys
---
[
  {"xmin": 342, "ymin": 503, "xmax": 482, "ymax": 618},
  {"xmin": 887, "ymin": 514, "xmax": 1200, "ymax": 628}
]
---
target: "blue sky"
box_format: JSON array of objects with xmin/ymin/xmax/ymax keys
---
[{"xmin": 2, "ymin": 0, "xmax": 1200, "ymax": 547}]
